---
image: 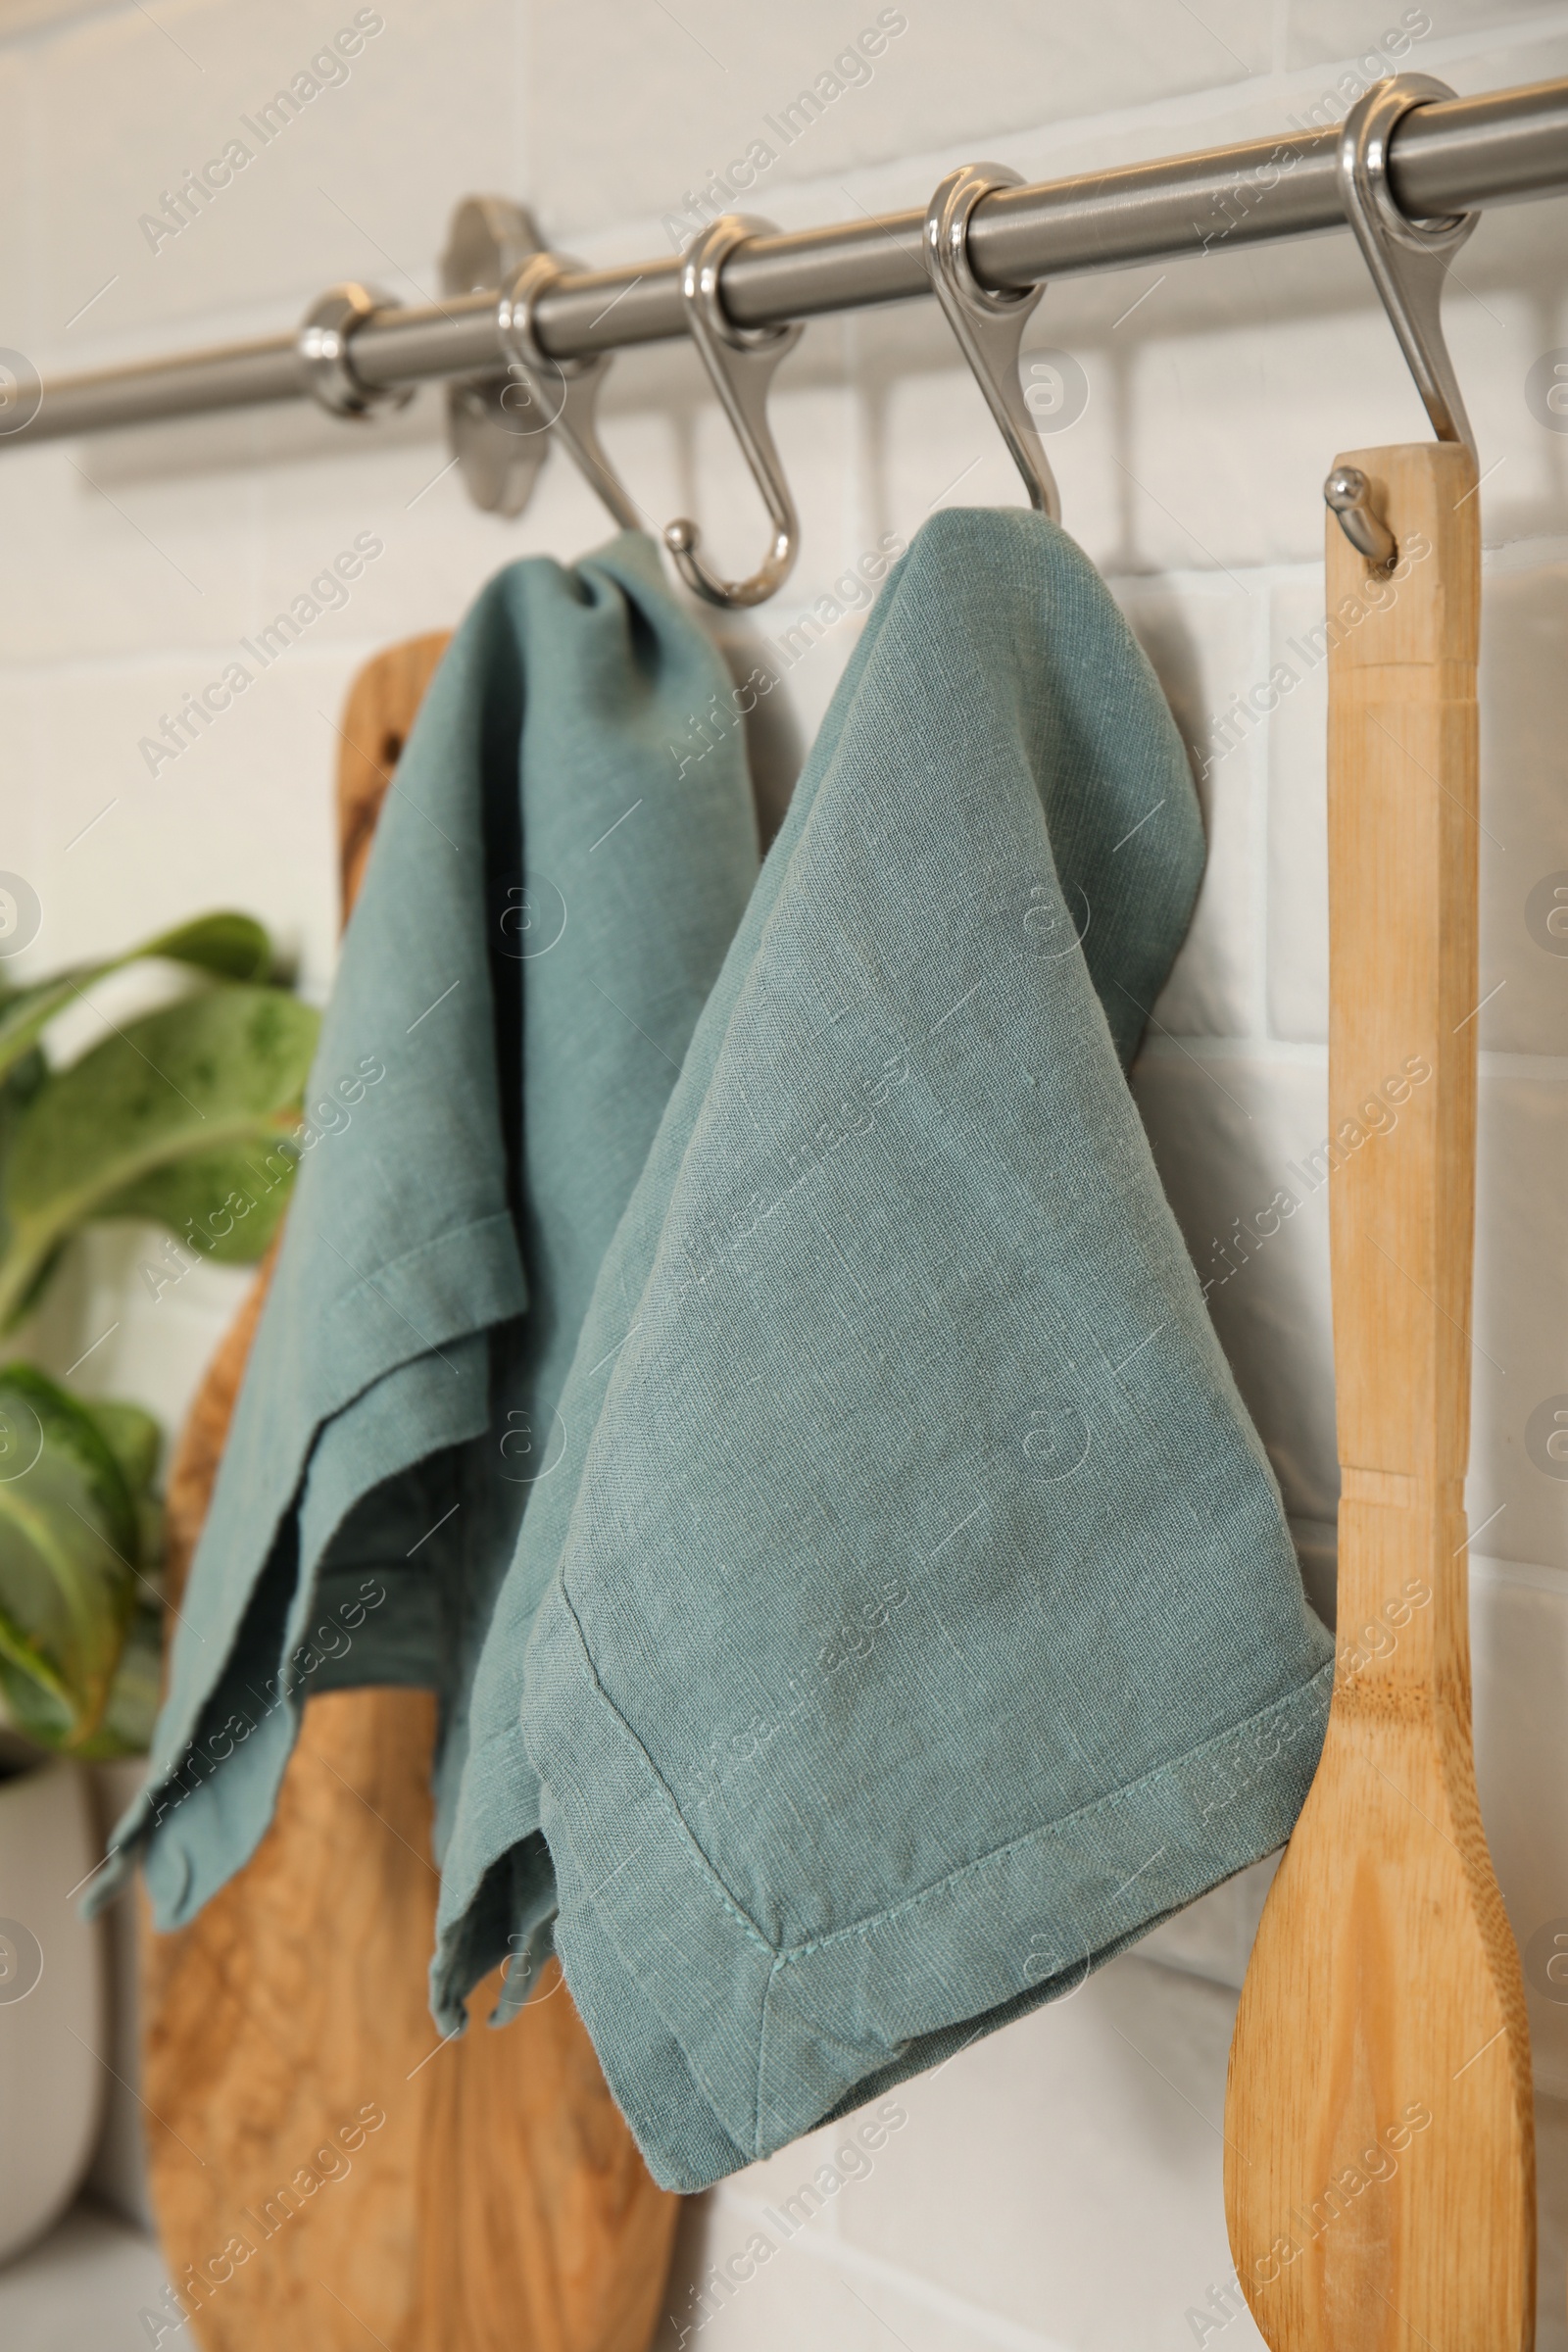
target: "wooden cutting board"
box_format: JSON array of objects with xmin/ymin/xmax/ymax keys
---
[
  {"xmin": 138, "ymin": 633, "xmax": 679, "ymax": 2352},
  {"xmin": 1221, "ymin": 445, "xmax": 1534, "ymax": 2349}
]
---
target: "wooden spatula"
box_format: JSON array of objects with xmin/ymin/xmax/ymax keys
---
[
  {"xmin": 139, "ymin": 634, "xmax": 679, "ymax": 2352},
  {"xmin": 1222, "ymin": 442, "xmax": 1534, "ymax": 2350}
]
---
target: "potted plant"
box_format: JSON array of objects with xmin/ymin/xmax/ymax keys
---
[{"xmin": 0, "ymin": 911, "xmax": 317, "ymax": 2263}]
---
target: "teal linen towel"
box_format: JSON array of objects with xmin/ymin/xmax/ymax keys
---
[
  {"xmin": 87, "ymin": 531, "xmax": 759, "ymax": 1926},
  {"xmin": 430, "ymin": 506, "xmax": 1335, "ymax": 2190}
]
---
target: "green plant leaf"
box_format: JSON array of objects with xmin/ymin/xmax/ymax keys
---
[
  {"xmin": 0, "ymin": 985, "xmax": 318, "ymax": 1328},
  {"xmin": 0, "ymin": 1051, "xmax": 46, "ymax": 1211},
  {"xmin": 143, "ymin": 911, "xmax": 276, "ymax": 982},
  {"xmin": 81, "ymin": 1399, "xmax": 162, "ymax": 1502},
  {"xmin": 0, "ymin": 910, "xmax": 275, "ymax": 1088},
  {"xmin": 95, "ymin": 1135, "xmax": 301, "ymax": 1267},
  {"xmin": 72, "ymin": 1597, "xmax": 162, "ymax": 1760},
  {"xmin": 0, "ymin": 1365, "xmax": 139, "ymax": 1748}
]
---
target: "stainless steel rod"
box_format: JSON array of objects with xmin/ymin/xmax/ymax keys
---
[{"xmin": 13, "ymin": 74, "xmax": 1568, "ymax": 449}]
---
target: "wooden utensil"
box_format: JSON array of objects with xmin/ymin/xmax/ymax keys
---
[
  {"xmin": 1222, "ymin": 442, "xmax": 1534, "ymax": 2350},
  {"xmin": 139, "ymin": 634, "xmax": 679, "ymax": 2352}
]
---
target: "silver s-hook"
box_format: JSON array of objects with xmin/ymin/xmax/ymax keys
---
[
  {"xmin": 923, "ymin": 164, "xmax": 1060, "ymax": 523},
  {"xmin": 496, "ymin": 252, "xmax": 644, "ymax": 532},
  {"xmin": 1325, "ymin": 74, "xmax": 1479, "ymax": 564},
  {"xmin": 663, "ymin": 216, "xmax": 804, "ymax": 609}
]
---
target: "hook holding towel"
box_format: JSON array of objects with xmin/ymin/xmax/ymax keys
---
[
  {"xmin": 923, "ymin": 165, "xmax": 1060, "ymax": 524},
  {"xmin": 1324, "ymin": 74, "xmax": 1479, "ymax": 563},
  {"xmin": 497, "ymin": 252, "xmax": 645, "ymax": 533},
  {"xmin": 663, "ymin": 216, "xmax": 804, "ymax": 609}
]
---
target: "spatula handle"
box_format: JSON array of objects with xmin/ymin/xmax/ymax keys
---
[
  {"xmin": 1221, "ymin": 446, "xmax": 1532, "ymax": 2352},
  {"xmin": 1326, "ymin": 441, "xmax": 1479, "ymax": 1695}
]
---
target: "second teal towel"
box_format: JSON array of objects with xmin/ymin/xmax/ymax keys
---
[{"xmin": 432, "ymin": 507, "xmax": 1335, "ymax": 2188}]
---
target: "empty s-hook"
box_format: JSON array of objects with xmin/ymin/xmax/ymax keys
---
[
  {"xmin": 1325, "ymin": 74, "xmax": 1480, "ymax": 566},
  {"xmin": 497, "ymin": 251, "xmax": 644, "ymax": 532},
  {"xmin": 664, "ymin": 216, "xmax": 803, "ymax": 609},
  {"xmin": 923, "ymin": 164, "xmax": 1060, "ymax": 522}
]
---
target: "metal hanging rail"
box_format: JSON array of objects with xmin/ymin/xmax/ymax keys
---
[{"xmin": 8, "ymin": 73, "xmax": 1568, "ymax": 450}]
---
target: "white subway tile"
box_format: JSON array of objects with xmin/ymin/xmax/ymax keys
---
[
  {"xmin": 528, "ymin": 0, "xmax": 1274, "ymax": 242},
  {"xmin": 1471, "ymin": 1557, "xmax": 1568, "ymax": 2103},
  {"xmin": 1541, "ymin": 2094, "xmax": 1568, "ymax": 2352},
  {"xmin": 747, "ymin": 599, "xmax": 863, "ymax": 756},
  {"xmin": 248, "ymin": 395, "xmax": 686, "ymax": 635},
  {"xmin": 1472, "ymin": 1070, "xmax": 1568, "ymax": 1576},
  {"xmin": 832, "ymin": 1955, "xmax": 1263, "ymax": 2352},
  {"xmin": 1479, "ymin": 564, "xmax": 1568, "ymax": 1058},
  {"xmin": 0, "ymin": 439, "xmax": 265, "ymax": 666},
  {"xmin": 31, "ymin": 646, "xmax": 344, "ymax": 997},
  {"xmin": 0, "ymin": 51, "xmax": 33, "ymax": 351},
  {"xmin": 1285, "ymin": 2, "xmax": 1565, "ymax": 73},
  {"xmin": 32, "ymin": 0, "xmax": 519, "ymax": 353},
  {"xmin": 0, "ymin": 673, "xmax": 45, "ymax": 973},
  {"xmin": 881, "ymin": 359, "xmax": 1059, "ymax": 545},
  {"xmin": 1118, "ymin": 288, "xmax": 1536, "ymax": 573},
  {"xmin": 1053, "ymin": 191, "xmax": 1566, "ymax": 570},
  {"xmin": 1266, "ymin": 571, "xmax": 1330, "ymax": 1043},
  {"xmin": 1140, "ymin": 1853, "xmax": 1280, "ymax": 1991},
  {"xmin": 660, "ymin": 2193, "xmax": 1025, "ymax": 2352},
  {"xmin": 1450, "ymin": 28, "xmax": 1568, "ymax": 122},
  {"xmin": 1117, "ymin": 573, "xmax": 1266, "ymax": 1038},
  {"xmin": 876, "ymin": 337, "xmax": 1119, "ymax": 573},
  {"xmin": 1131, "ymin": 1049, "xmax": 1339, "ymax": 1522}
]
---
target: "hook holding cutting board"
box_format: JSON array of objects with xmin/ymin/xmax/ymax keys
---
[
  {"xmin": 1225, "ymin": 419, "xmax": 1536, "ymax": 2352},
  {"xmin": 1223, "ymin": 83, "xmax": 1535, "ymax": 2352},
  {"xmin": 1323, "ymin": 74, "xmax": 1479, "ymax": 573}
]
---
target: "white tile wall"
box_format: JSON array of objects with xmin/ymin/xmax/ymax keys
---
[
  {"xmin": 1265, "ymin": 570, "xmax": 1333, "ymax": 1041},
  {"xmin": 3, "ymin": 0, "xmax": 1567, "ymax": 2344},
  {"xmin": 528, "ymin": 0, "xmax": 1276, "ymax": 242},
  {"xmin": 1120, "ymin": 574, "xmax": 1268, "ymax": 1037}
]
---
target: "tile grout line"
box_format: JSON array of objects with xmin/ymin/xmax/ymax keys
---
[{"xmin": 713, "ymin": 2185, "xmax": 1079, "ymax": 2352}]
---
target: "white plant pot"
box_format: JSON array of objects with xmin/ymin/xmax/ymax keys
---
[
  {"xmin": 0, "ymin": 1756, "xmax": 107, "ymax": 2267},
  {"xmin": 87, "ymin": 1758, "xmax": 152, "ymax": 2229}
]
